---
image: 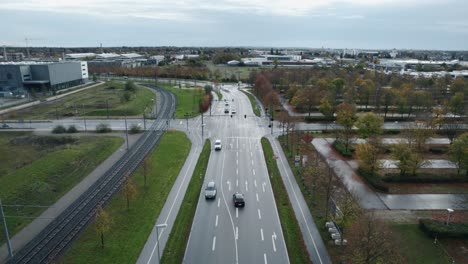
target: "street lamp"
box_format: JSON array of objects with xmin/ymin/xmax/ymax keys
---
[
  {"xmin": 156, "ymin": 223, "xmax": 168, "ymax": 263},
  {"xmin": 446, "ymin": 208, "xmax": 454, "ymax": 225}
]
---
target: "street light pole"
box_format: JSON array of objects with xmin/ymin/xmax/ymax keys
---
[
  {"xmin": 156, "ymin": 223, "xmax": 167, "ymax": 263},
  {"xmin": 124, "ymin": 112, "xmax": 129, "ymax": 150},
  {"xmin": 446, "ymin": 208, "xmax": 454, "ymax": 225},
  {"xmin": 201, "ymin": 111, "xmax": 204, "ymax": 138},
  {"xmin": 0, "ymin": 198, "xmax": 13, "ymax": 259}
]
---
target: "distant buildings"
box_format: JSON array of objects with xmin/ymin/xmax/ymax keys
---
[
  {"xmin": 239, "ymin": 54, "xmax": 334, "ymax": 66},
  {"xmin": 0, "ymin": 61, "xmax": 88, "ymax": 95}
]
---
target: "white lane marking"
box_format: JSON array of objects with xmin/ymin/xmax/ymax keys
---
[
  {"xmin": 236, "ymin": 168, "xmax": 238, "ymax": 175},
  {"xmin": 237, "ymin": 138, "xmax": 239, "ymax": 149},
  {"xmin": 215, "ymin": 215, "xmax": 219, "ymax": 227},
  {"xmin": 236, "ymin": 159, "xmax": 238, "ymax": 165},
  {"xmin": 237, "ymin": 151, "xmax": 239, "ymax": 157},
  {"xmin": 245, "ymin": 181, "xmax": 248, "ymax": 192},
  {"xmin": 227, "ymin": 181, "xmax": 231, "ymax": 191},
  {"xmin": 264, "ymin": 253, "xmax": 268, "ymax": 264},
  {"xmin": 260, "ymin": 228, "xmax": 265, "ymax": 241},
  {"xmin": 236, "ymin": 179, "xmax": 238, "ymax": 187},
  {"xmin": 254, "ymin": 180, "xmax": 257, "ymax": 188},
  {"xmin": 262, "ymin": 182, "xmax": 266, "ymax": 192},
  {"xmin": 256, "ymin": 193, "xmax": 259, "ymax": 202},
  {"xmin": 217, "ymin": 198, "xmax": 220, "ymax": 208},
  {"xmin": 251, "ymin": 151, "xmax": 253, "ymax": 157},
  {"xmin": 253, "ymin": 169, "xmax": 256, "ymax": 176},
  {"xmin": 251, "ymin": 159, "xmax": 254, "ymax": 165},
  {"xmin": 212, "ymin": 236, "xmax": 216, "ymax": 251},
  {"xmin": 236, "ymin": 208, "xmax": 238, "ymax": 218},
  {"xmin": 258, "ymin": 209, "xmax": 262, "ymax": 220},
  {"xmin": 272, "ymin": 232, "xmax": 277, "ymax": 252},
  {"xmin": 236, "ymin": 226, "xmax": 239, "ymax": 240}
]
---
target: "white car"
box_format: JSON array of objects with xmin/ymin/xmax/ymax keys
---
[
  {"xmin": 231, "ymin": 109, "xmax": 236, "ymax": 114},
  {"xmin": 214, "ymin": 140, "xmax": 222, "ymax": 151}
]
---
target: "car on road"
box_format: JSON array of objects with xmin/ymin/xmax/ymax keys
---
[
  {"xmin": 214, "ymin": 140, "xmax": 222, "ymax": 151},
  {"xmin": 205, "ymin": 181, "xmax": 217, "ymax": 199},
  {"xmin": 231, "ymin": 109, "xmax": 236, "ymax": 114},
  {"xmin": 233, "ymin": 192, "xmax": 245, "ymax": 207},
  {"xmin": 224, "ymin": 108, "xmax": 229, "ymax": 113},
  {"xmin": 1, "ymin": 123, "xmax": 10, "ymax": 129}
]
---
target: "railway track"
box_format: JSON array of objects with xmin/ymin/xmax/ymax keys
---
[{"xmin": 9, "ymin": 86, "xmax": 176, "ymax": 263}]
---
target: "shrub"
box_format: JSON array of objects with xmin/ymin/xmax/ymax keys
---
[
  {"xmin": 67, "ymin": 125, "xmax": 78, "ymax": 133},
  {"xmin": 333, "ymin": 140, "xmax": 354, "ymax": 157},
  {"xmin": 52, "ymin": 125, "xmax": 67, "ymax": 134},
  {"xmin": 121, "ymin": 91, "xmax": 132, "ymax": 102},
  {"xmin": 429, "ymin": 147, "xmax": 448, "ymax": 154},
  {"xmin": 419, "ymin": 219, "xmax": 468, "ymax": 239},
  {"xmin": 358, "ymin": 168, "xmax": 389, "ymax": 192},
  {"xmin": 129, "ymin": 124, "xmax": 142, "ymax": 134},
  {"xmin": 384, "ymin": 129, "xmax": 401, "ymax": 135},
  {"xmin": 96, "ymin": 123, "xmax": 112, "ymax": 133}
]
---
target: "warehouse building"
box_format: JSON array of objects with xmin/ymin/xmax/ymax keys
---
[{"xmin": 0, "ymin": 61, "xmax": 88, "ymax": 95}]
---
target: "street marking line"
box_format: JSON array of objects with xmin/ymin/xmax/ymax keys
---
[
  {"xmin": 261, "ymin": 228, "xmax": 264, "ymax": 241},
  {"xmin": 212, "ymin": 236, "xmax": 216, "ymax": 251},
  {"xmin": 215, "ymin": 215, "xmax": 219, "ymax": 227},
  {"xmin": 254, "ymin": 180, "xmax": 257, "ymax": 188},
  {"xmin": 236, "ymin": 159, "xmax": 238, "ymax": 165},
  {"xmin": 236, "ymin": 168, "xmax": 238, "ymax": 175},
  {"xmin": 262, "ymin": 182, "xmax": 266, "ymax": 192},
  {"xmin": 256, "ymin": 193, "xmax": 259, "ymax": 202},
  {"xmin": 236, "ymin": 208, "xmax": 238, "ymax": 218},
  {"xmin": 251, "ymin": 159, "xmax": 254, "ymax": 165},
  {"xmin": 272, "ymin": 232, "xmax": 277, "ymax": 252},
  {"xmin": 253, "ymin": 169, "xmax": 256, "ymax": 176},
  {"xmin": 236, "ymin": 226, "xmax": 238, "ymax": 240},
  {"xmin": 217, "ymin": 198, "xmax": 220, "ymax": 207},
  {"xmin": 264, "ymin": 253, "xmax": 268, "ymax": 264},
  {"xmin": 258, "ymin": 209, "xmax": 262, "ymax": 220},
  {"xmin": 245, "ymin": 181, "xmax": 248, "ymax": 192},
  {"xmin": 236, "ymin": 179, "xmax": 238, "ymax": 187}
]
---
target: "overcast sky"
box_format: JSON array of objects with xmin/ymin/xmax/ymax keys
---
[{"xmin": 1, "ymin": 0, "xmax": 467, "ymax": 50}]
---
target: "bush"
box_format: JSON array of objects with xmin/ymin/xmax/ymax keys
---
[
  {"xmin": 383, "ymin": 173, "xmax": 467, "ymax": 183},
  {"xmin": 429, "ymin": 147, "xmax": 448, "ymax": 154},
  {"xmin": 419, "ymin": 219, "xmax": 468, "ymax": 239},
  {"xmin": 52, "ymin": 125, "xmax": 67, "ymax": 134},
  {"xmin": 333, "ymin": 140, "xmax": 354, "ymax": 157},
  {"xmin": 129, "ymin": 124, "xmax": 142, "ymax": 134},
  {"xmin": 384, "ymin": 129, "xmax": 401, "ymax": 135},
  {"xmin": 96, "ymin": 123, "xmax": 112, "ymax": 133},
  {"xmin": 358, "ymin": 168, "xmax": 389, "ymax": 192},
  {"xmin": 67, "ymin": 125, "xmax": 78, "ymax": 133}
]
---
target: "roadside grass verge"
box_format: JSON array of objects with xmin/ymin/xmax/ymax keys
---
[
  {"xmin": 161, "ymin": 139, "xmax": 211, "ymax": 264},
  {"xmin": 0, "ymin": 133, "xmax": 123, "ymax": 245},
  {"xmin": 214, "ymin": 90, "xmax": 223, "ymax": 101},
  {"xmin": 1, "ymin": 81, "xmax": 155, "ymax": 120},
  {"xmin": 155, "ymin": 83, "xmax": 205, "ymax": 119},
  {"xmin": 63, "ymin": 131, "xmax": 191, "ymax": 263},
  {"xmin": 392, "ymin": 224, "xmax": 451, "ymax": 264},
  {"xmin": 241, "ymin": 90, "xmax": 261, "ymax": 117},
  {"xmin": 261, "ymin": 138, "xmax": 311, "ymax": 264}
]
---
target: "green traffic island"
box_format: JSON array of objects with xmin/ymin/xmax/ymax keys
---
[
  {"xmin": 0, "ymin": 132, "xmax": 124, "ymax": 245},
  {"xmin": 261, "ymin": 138, "xmax": 312, "ymax": 264},
  {"xmin": 62, "ymin": 131, "xmax": 191, "ymax": 263},
  {"xmin": 0, "ymin": 81, "xmax": 155, "ymax": 120},
  {"xmin": 240, "ymin": 90, "xmax": 261, "ymax": 117},
  {"xmin": 161, "ymin": 139, "xmax": 211, "ymax": 264}
]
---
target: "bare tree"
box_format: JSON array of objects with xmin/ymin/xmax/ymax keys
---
[
  {"xmin": 122, "ymin": 175, "xmax": 138, "ymax": 210},
  {"xmin": 95, "ymin": 205, "xmax": 112, "ymax": 249}
]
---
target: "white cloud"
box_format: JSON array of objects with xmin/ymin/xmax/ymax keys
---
[{"xmin": 0, "ymin": 0, "xmax": 447, "ymax": 19}]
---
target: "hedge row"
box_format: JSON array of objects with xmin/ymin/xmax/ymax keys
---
[
  {"xmin": 419, "ymin": 219, "xmax": 468, "ymax": 239},
  {"xmin": 358, "ymin": 168, "xmax": 389, "ymax": 193},
  {"xmin": 332, "ymin": 140, "xmax": 354, "ymax": 158},
  {"xmin": 383, "ymin": 173, "xmax": 468, "ymax": 183}
]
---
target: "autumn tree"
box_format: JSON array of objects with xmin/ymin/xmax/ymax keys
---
[
  {"xmin": 335, "ymin": 192, "xmax": 362, "ymax": 247},
  {"xmin": 355, "ymin": 113, "xmax": 384, "ymax": 142},
  {"xmin": 122, "ymin": 176, "xmax": 138, "ymax": 210},
  {"xmin": 95, "ymin": 205, "xmax": 112, "ymax": 249},
  {"xmin": 392, "ymin": 143, "xmax": 426, "ymax": 176},
  {"xmin": 403, "ymin": 122, "xmax": 433, "ymax": 152},
  {"xmin": 356, "ymin": 143, "xmax": 380, "ymax": 175},
  {"xmin": 449, "ymin": 132, "xmax": 468, "ymax": 177},
  {"xmin": 345, "ymin": 213, "xmax": 404, "ymax": 264},
  {"xmin": 336, "ymin": 102, "xmax": 357, "ymax": 153}
]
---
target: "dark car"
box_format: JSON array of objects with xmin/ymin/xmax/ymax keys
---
[
  {"xmin": 232, "ymin": 192, "xmax": 245, "ymax": 207},
  {"xmin": 1, "ymin": 123, "xmax": 10, "ymax": 129}
]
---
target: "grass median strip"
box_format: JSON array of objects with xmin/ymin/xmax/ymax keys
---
[
  {"xmin": 241, "ymin": 90, "xmax": 261, "ymax": 117},
  {"xmin": 63, "ymin": 131, "xmax": 191, "ymax": 263},
  {"xmin": 261, "ymin": 137, "xmax": 312, "ymax": 264},
  {"xmin": 156, "ymin": 83, "xmax": 205, "ymax": 119},
  {"xmin": 161, "ymin": 139, "xmax": 211, "ymax": 264}
]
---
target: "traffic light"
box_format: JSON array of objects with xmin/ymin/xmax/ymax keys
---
[
  {"xmin": 244, "ymin": 114, "xmax": 246, "ymax": 118},
  {"xmin": 231, "ymin": 115, "xmax": 233, "ymax": 118}
]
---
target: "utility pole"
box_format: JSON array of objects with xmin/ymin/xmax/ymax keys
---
[
  {"xmin": 82, "ymin": 104, "xmax": 87, "ymax": 132},
  {"xmin": 0, "ymin": 198, "xmax": 13, "ymax": 259},
  {"xmin": 124, "ymin": 112, "xmax": 129, "ymax": 150}
]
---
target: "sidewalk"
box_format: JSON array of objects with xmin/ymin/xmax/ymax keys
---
[{"xmin": 0, "ymin": 132, "xmax": 142, "ymax": 263}]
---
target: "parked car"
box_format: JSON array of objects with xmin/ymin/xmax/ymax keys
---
[
  {"xmin": 1, "ymin": 123, "xmax": 10, "ymax": 129},
  {"xmin": 233, "ymin": 192, "xmax": 245, "ymax": 207},
  {"xmin": 205, "ymin": 181, "xmax": 217, "ymax": 199},
  {"xmin": 214, "ymin": 140, "xmax": 222, "ymax": 151}
]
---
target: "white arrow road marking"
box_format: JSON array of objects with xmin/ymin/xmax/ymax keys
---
[
  {"xmin": 215, "ymin": 215, "xmax": 219, "ymax": 227},
  {"xmin": 227, "ymin": 181, "xmax": 231, "ymax": 191},
  {"xmin": 245, "ymin": 181, "xmax": 248, "ymax": 191},
  {"xmin": 237, "ymin": 151, "xmax": 238, "ymax": 157},
  {"xmin": 262, "ymin": 182, "xmax": 266, "ymax": 192},
  {"xmin": 258, "ymin": 209, "xmax": 262, "ymax": 220},
  {"xmin": 272, "ymin": 232, "xmax": 277, "ymax": 252},
  {"xmin": 261, "ymin": 228, "xmax": 264, "ymax": 241},
  {"xmin": 251, "ymin": 151, "xmax": 253, "ymax": 157},
  {"xmin": 212, "ymin": 236, "xmax": 216, "ymax": 251},
  {"xmin": 236, "ymin": 159, "xmax": 238, "ymax": 165},
  {"xmin": 236, "ymin": 179, "xmax": 238, "ymax": 187},
  {"xmin": 256, "ymin": 193, "xmax": 259, "ymax": 202}
]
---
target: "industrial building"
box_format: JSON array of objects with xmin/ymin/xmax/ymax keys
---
[{"xmin": 0, "ymin": 61, "xmax": 88, "ymax": 95}]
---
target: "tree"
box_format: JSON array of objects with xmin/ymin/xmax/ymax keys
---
[
  {"xmin": 449, "ymin": 133, "xmax": 468, "ymax": 177},
  {"xmin": 125, "ymin": 81, "xmax": 136, "ymax": 93},
  {"xmin": 335, "ymin": 192, "xmax": 362, "ymax": 248},
  {"xmin": 356, "ymin": 143, "xmax": 380, "ymax": 174},
  {"xmin": 391, "ymin": 143, "xmax": 426, "ymax": 176},
  {"xmin": 95, "ymin": 206, "xmax": 112, "ymax": 249},
  {"xmin": 449, "ymin": 93, "xmax": 464, "ymax": 116},
  {"xmin": 336, "ymin": 102, "xmax": 357, "ymax": 153},
  {"xmin": 355, "ymin": 113, "xmax": 383, "ymax": 141},
  {"xmin": 403, "ymin": 122, "xmax": 433, "ymax": 152},
  {"xmin": 142, "ymin": 155, "xmax": 152, "ymax": 187},
  {"xmin": 122, "ymin": 176, "xmax": 138, "ymax": 210},
  {"xmin": 345, "ymin": 213, "xmax": 404, "ymax": 264},
  {"xmin": 319, "ymin": 97, "xmax": 333, "ymax": 121}
]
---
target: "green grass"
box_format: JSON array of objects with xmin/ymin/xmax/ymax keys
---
[
  {"xmin": 1, "ymin": 81, "xmax": 155, "ymax": 120},
  {"xmin": 204, "ymin": 61, "xmax": 258, "ymax": 80},
  {"xmin": 214, "ymin": 90, "xmax": 223, "ymax": 101},
  {"xmin": 161, "ymin": 139, "xmax": 211, "ymax": 264},
  {"xmin": 0, "ymin": 133, "xmax": 123, "ymax": 244},
  {"xmin": 261, "ymin": 138, "xmax": 311, "ymax": 264},
  {"xmin": 241, "ymin": 90, "xmax": 261, "ymax": 117},
  {"xmin": 63, "ymin": 131, "xmax": 191, "ymax": 263},
  {"xmin": 156, "ymin": 83, "xmax": 205, "ymax": 118},
  {"xmin": 392, "ymin": 224, "xmax": 451, "ymax": 264}
]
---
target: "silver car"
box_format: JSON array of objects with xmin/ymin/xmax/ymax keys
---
[{"xmin": 205, "ymin": 181, "xmax": 217, "ymax": 199}]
